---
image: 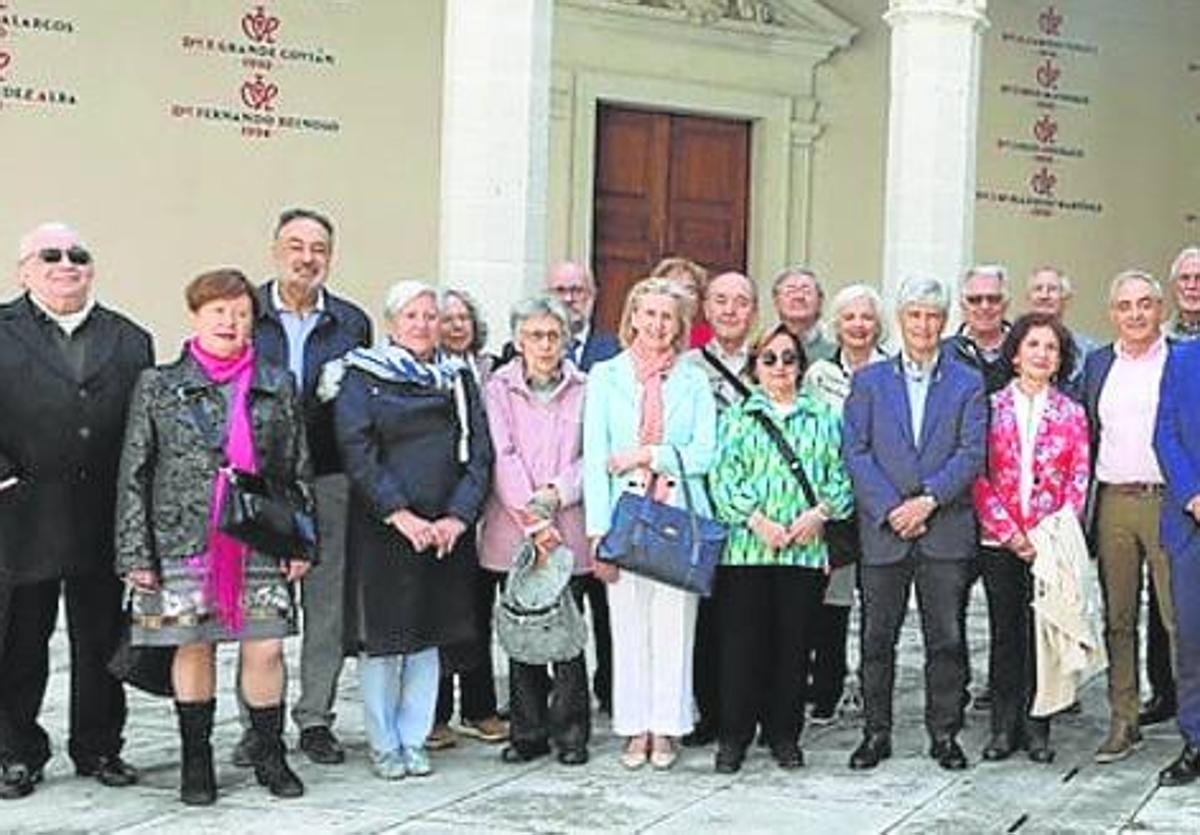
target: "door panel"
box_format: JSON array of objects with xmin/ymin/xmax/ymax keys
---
[{"xmin": 592, "ymin": 105, "xmax": 749, "ymax": 334}]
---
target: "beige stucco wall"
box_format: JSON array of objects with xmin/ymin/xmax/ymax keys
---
[
  {"xmin": 0, "ymin": 0, "xmax": 444, "ymax": 352},
  {"xmin": 5, "ymin": 1, "xmax": 1196, "ymax": 351},
  {"xmin": 547, "ymin": 0, "xmax": 1198, "ymax": 340},
  {"xmin": 811, "ymin": 0, "xmax": 1200, "ymax": 338}
]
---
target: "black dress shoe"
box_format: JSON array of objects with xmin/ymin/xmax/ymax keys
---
[
  {"xmin": 1139, "ymin": 695, "xmax": 1177, "ymax": 727},
  {"xmin": 981, "ymin": 734, "xmax": 1018, "ymax": 762},
  {"xmin": 1159, "ymin": 745, "xmax": 1200, "ymax": 787},
  {"xmin": 848, "ymin": 734, "xmax": 892, "ymax": 770},
  {"xmin": 682, "ymin": 723, "xmax": 717, "ymax": 748},
  {"xmin": 714, "ymin": 743, "xmax": 745, "ymax": 774},
  {"xmin": 1026, "ymin": 721, "xmax": 1053, "ymax": 764},
  {"xmin": 299, "ymin": 727, "xmax": 346, "ymax": 765},
  {"xmin": 557, "ymin": 748, "xmax": 589, "ymax": 766},
  {"xmin": 770, "ymin": 743, "xmax": 805, "ymax": 770},
  {"xmin": 501, "ymin": 742, "xmax": 550, "ymax": 763},
  {"xmin": 0, "ymin": 762, "xmax": 42, "ymax": 800},
  {"xmin": 930, "ymin": 737, "xmax": 968, "ymax": 771},
  {"xmin": 1027, "ymin": 742, "xmax": 1056, "ymax": 764},
  {"xmin": 76, "ymin": 754, "xmax": 139, "ymax": 787}
]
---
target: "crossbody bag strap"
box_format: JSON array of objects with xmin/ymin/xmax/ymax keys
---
[
  {"xmin": 700, "ymin": 348, "xmax": 751, "ymax": 402},
  {"xmin": 748, "ymin": 410, "xmax": 819, "ymax": 509}
]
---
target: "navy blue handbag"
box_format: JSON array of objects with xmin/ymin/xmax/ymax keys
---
[{"xmin": 597, "ymin": 447, "xmax": 727, "ymax": 597}]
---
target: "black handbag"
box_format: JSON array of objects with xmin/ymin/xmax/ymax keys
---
[
  {"xmin": 748, "ymin": 411, "xmax": 861, "ymax": 569},
  {"xmin": 597, "ymin": 447, "xmax": 728, "ymax": 597},
  {"xmin": 186, "ymin": 396, "xmax": 318, "ymax": 561},
  {"xmin": 219, "ymin": 467, "xmax": 318, "ymax": 560},
  {"xmin": 107, "ymin": 618, "xmax": 175, "ymax": 698}
]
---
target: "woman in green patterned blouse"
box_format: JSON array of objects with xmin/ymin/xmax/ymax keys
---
[{"xmin": 708, "ymin": 323, "xmax": 854, "ymax": 774}]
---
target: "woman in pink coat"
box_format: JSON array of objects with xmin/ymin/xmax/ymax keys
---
[
  {"xmin": 480, "ymin": 295, "xmax": 592, "ymax": 765},
  {"xmin": 973, "ymin": 312, "xmax": 1090, "ymax": 764}
]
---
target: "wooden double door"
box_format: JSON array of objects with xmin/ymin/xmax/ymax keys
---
[{"xmin": 592, "ymin": 104, "xmax": 750, "ymax": 334}]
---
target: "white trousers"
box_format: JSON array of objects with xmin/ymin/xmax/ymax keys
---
[{"xmin": 608, "ymin": 570, "xmax": 698, "ymax": 737}]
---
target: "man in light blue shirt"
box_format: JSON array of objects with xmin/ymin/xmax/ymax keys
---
[
  {"xmin": 233, "ymin": 209, "xmax": 371, "ymax": 769},
  {"xmin": 842, "ymin": 276, "xmax": 986, "ymax": 773}
]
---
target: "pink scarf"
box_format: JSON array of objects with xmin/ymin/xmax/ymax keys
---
[
  {"xmin": 629, "ymin": 343, "xmax": 675, "ymax": 500},
  {"xmin": 187, "ymin": 339, "xmax": 258, "ymax": 633}
]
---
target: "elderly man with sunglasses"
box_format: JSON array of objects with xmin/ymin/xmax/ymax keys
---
[{"xmin": 0, "ymin": 223, "xmax": 153, "ymax": 799}]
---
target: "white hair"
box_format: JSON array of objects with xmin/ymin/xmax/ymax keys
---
[
  {"xmin": 1107, "ymin": 270, "xmax": 1163, "ymax": 306},
  {"xmin": 1170, "ymin": 247, "xmax": 1200, "ymax": 282},
  {"xmin": 824, "ymin": 283, "xmax": 887, "ymax": 346},
  {"xmin": 18, "ymin": 222, "xmax": 82, "ymax": 262},
  {"xmin": 896, "ymin": 276, "xmax": 949, "ymax": 315},
  {"xmin": 383, "ymin": 279, "xmax": 437, "ymax": 320},
  {"xmin": 962, "ymin": 263, "xmax": 1009, "ymax": 301}
]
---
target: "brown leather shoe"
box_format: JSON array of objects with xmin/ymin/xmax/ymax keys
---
[
  {"xmin": 1094, "ymin": 722, "xmax": 1142, "ymax": 764},
  {"xmin": 425, "ymin": 723, "xmax": 459, "ymax": 751},
  {"xmin": 459, "ymin": 716, "xmax": 510, "ymax": 744}
]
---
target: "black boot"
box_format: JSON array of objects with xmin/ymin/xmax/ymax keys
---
[
  {"xmin": 247, "ymin": 705, "xmax": 304, "ymax": 798},
  {"xmin": 175, "ymin": 700, "xmax": 217, "ymax": 806}
]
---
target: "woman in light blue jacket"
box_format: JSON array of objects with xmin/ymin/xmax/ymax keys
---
[{"xmin": 583, "ymin": 277, "xmax": 717, "ymax": 770}]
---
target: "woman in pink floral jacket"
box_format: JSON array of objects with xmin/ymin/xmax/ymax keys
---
[{"xmin": 973, "ymin": 312, "xmax": 1090, "ymax": 765}]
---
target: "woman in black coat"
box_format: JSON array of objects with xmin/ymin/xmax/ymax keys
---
[{"xmin": 333, "ymin": 280, "xmax": 492, "ymax": 780}]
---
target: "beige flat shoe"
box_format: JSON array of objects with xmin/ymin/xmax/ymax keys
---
[
  {"xmin": 621, "ymin": 735, "xmax": 649, "ymax": 770},
  {"xmin": 650, "ymin": 736, "xmax": 679, "ymax": 770}
]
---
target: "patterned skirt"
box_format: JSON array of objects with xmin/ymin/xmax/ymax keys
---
[{"xmin": 129, "ymin": 550, "xmax": 296, "ymax": 646}]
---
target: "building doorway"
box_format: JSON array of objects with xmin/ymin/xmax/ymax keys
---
[{"xmin": 591, "ymin": 104, "xmax": 750, "ymax": 334}]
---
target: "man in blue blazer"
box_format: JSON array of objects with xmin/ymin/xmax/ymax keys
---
[
  {"xmin": 843, "ymin": 276, "xmax": 986, "ymax": 771},
  {"xmin": 544, "ymin": 261, "xmax": 620, "ymax": 372},
  {"xmin": 499, "ymin": 262, "xmax": 620, "ymax": 374},
  {"xmin": 1153, "ymin": 335, "xmax": 1200, "ymax": 785}
]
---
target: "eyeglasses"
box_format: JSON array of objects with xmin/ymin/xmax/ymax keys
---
[
  {"xmin": 964, "ymin": 293, "xmax": 1003, "ymax": 306},
  {"xmin": 759, "ymin": 350, "xmax": 799, "ymax": 368},
  {"xmin": 37, "ymin": 246, "xmax": 92, "ymax": 266},
  {"xmin": 520, "ymin": 329, "xmax": 562, "ymax": 344},
  {"xmin": 549, "ymin": 284, "xmax": 589, "ymax": 299},
  {"xmin": 1177, "ymin": 273, "xmax": 1200, "ymax": 284}
]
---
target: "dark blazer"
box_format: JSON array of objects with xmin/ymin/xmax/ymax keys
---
[
  {"xmin": 577, "ymin": 329, "xmax": 620, "ymax": 372},
  {"xmin": 1154, "ymin": 340, "xmax": 1200, "ymax": 558},
  {"xmin": 0, "ymin": 295, "xmax": 153, "ymax": 583},
  {"xmin": 1079, "ymin": 343, "xmax": 1119, "ymax": 535},
  {"xmin": 114, "ymin": 350, "xmax": 309, "ymax": 577},
  {"xmin": 254, "ymin": 282, "xmax": 372, "ymax": 477},
  {"xmin": 335, "ymin": 365, "xmax": 493, "ymax": 656},
  {"xmin": 842, "ymin": 353, "xmax": 986, "ymax": 565},
  {"xmin": 1080, "ymin": 344, "xmax": 1117, "ymax": 458}
]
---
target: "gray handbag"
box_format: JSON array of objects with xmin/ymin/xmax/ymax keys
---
[{"xmin": 495, "ymin": 542, "xmax": 587, "ymax": 665}]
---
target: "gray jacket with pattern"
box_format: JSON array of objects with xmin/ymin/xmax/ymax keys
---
[{"xmin": 114, "ymin": 350, "xmax": 310, "ymax": 576}]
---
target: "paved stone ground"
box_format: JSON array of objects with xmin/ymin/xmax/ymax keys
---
[{"xmin": 6, "ymin": 587, "xmax": 1200, "ymax": 834}]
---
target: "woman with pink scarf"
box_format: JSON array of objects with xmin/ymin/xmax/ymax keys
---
[
  {"xmin": 115, "ymin": 269, "xmax": 311, "ymax": 806},
  {"xmin": 583, "ymin": 277, "xmax": 717, "ymax": 770}
]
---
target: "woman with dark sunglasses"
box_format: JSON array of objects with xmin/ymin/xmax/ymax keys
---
[{"xmin": 708, "ymin": 323, "xmax": 854, "ymax": 773}]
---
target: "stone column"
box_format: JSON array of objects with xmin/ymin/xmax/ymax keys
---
[
  {"xmin": 881, "ymin": 0, "xmax": 989, "ymax": 318},
  {"xmin": 439, "ymin": 0, "xmax": 552, "ymax": 350}
]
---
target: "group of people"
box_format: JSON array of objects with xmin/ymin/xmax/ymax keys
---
[{"xmin": 1, "ymin": 211, "xmax": 1199, "ymax": 810}]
